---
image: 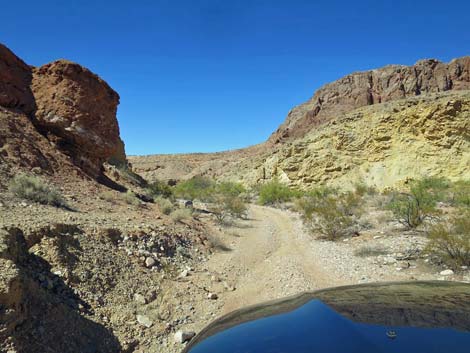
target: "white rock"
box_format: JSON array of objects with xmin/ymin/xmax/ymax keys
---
[
  {"xmin": 134, "ymin": 293, "xmax": 147, "ymax": 304},
  {"xmin": 440, "ymin": 269, "xmax": 454, "ymax": 276},
  {"xmin": 179, "ymin": 269, "xmax": 189, "ymax": 278},
  {"xmin": 145, "ymin": 257, "xmax": 156, "ymax": 268},
  {"xmin": 136, "ymin": 315, "xmax": 153, "ymax": 328},
  {"xmin": 174, "ymin": 330, "xmax": 196, "ymax": 343},
  {"xmin": 207, "ymin": 293, "xmax": 218, "ymax": 300}
]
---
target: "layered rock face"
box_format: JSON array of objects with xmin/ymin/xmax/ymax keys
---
[
  {"xmin": 0, "ymin": 43, "xmax": 126, "ymax": 179},
  {"xmin": 231, "ymin": 91, "xmax": 470, "ymax": 189},
  {"xmin": 270, "ymin": 57, "xmax": 470, "ymax": 143}
]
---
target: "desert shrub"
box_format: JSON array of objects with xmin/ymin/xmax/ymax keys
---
[
  {"xmin": 173, "ymin": 176, "xmax": 214, "ymax": 201},
  {"xmin": 353, "ymin": 182, "xmax": 377, "ymax": 197},
  {"xmin": 206, "ymin": 234, "xmax": 231, "ymax": 252},
  {"xmin": 354, "ymin": 245, "xmax": 388, "ymax": 257},
  {"xmin": 450, "ymin": 180, "xmax": 470, "ymax": 208},
  {"xmin": 100, "ymin": 191, "xmax": 117, "ymax": 204},
  {"xmin": 146, "ymin": 180, "xmax": 173, "ymax": 199},
  {"xmin": 9, "ymin": 174, "xmax": 67, "ymax": 208},
  {"xmin": 214, "ymin": 181, "xmax": 245, "ymax": 197},
  {"xmin": 425, "ymin": 214, "xmax": 470, "ymax": 269},
  {"xmin": 258, "ymin": 180, "xmax": 297, "ymax": 205},
  {"xmin": 387, "ymin": 177, "xmax": 448, "ymax": 228},
  {"xmin": 296, "ymin": 193, "xmax": 358, "ymax": 240},
  {"xmin": 208, "ymin": 189, "xmax": 248, "ymax": 225},
  {"xmin": 122, "ymin": 190, "xmax": 140, "ymax": 206},
  {"xmin": 170, "ymin": 208, "xmax": 193, "ymax": 222},
  {"xmin": 155, "ymin": 196, "xmax": 174, "ymax": 215}
]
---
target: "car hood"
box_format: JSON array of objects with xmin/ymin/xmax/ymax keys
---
[{"xmin": 183, "ymin": 281, "xmax": 470, "ymax": 353}]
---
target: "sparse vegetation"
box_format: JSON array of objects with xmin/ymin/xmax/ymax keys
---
[
  {"xmin": 170, "ymin": 208, "xmax": 193, "ymax": 222},
  {"xmin": 425, "ymin": 213, "xmax": 470, "ymax": 269},
  {"xmin": 354, "ymin": 245, "xmax": 388, "ymax": 257},
  {"xmin": 208, "ymin": 182, "xmax": 248, "ymax": 225},
  {"xmin": 173, "ymin": 176, "xmax": 214, "ymax": 201},
  {"xmin": 8, "ymin": 174, "xmax": 68, "ymax": 208},
  {"xmin": 387, "ymin": 177, "xmax": 448, "ymax": 228},
  {"xmin": 146, "ymin": 180, "xmax": 173, "ymax": 199},
  {"xmin": 258, "ymin": 180, "xmax": 297, "ymax": 205},
  {"xmin": 450, "ymin": 180, "xmax": 470, "ymax": 208},
  {"xmin": 122, "ymin": 190, "xmax": 141, "ymax": 206},
  {"xmin": 296, "ymin": 191, "xmax": 361, "ymax": 240},
  {"xmin": 155, "ymin": 196, "xmax": 174, "ymax": 215}
]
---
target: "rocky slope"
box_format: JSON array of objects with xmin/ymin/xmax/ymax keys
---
[
  {"xmin": 0, "ymin": 43, "xmax": 126, "ymax": 182},
  {"xmin": 269, "ymin": 57, "xmax": 470, "ymax": 144},
  {"xmin": 132, "ymin": 57, "xmax": 470, "ymax": 189},
  {"xmin": 225, "ymin": 91, "xmax": 470, "ymax": 189}
]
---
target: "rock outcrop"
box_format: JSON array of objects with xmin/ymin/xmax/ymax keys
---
[
  {"xmin": 270, "ymin": 57, "xmax": 470, "ymax": 143},
  {"xmin": 0, "ymin": 43, "xmax": 126, "ymax": 180},
  {"xmin": 32, "ymin": 60, "xmax": 126, "ymax": 177},
  {"xmin": 0, "ymin": 45, "xmax": 35, "ymax": 114},
  {"xmin": 231, "ymin": 91, "xmax": 470, "ymax": 189}
]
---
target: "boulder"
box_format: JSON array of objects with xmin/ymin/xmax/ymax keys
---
[
  {"xmin": 174, "ymin": 330, "xmax": 196, "ymax": 344},
  {"xmin": 31, "ymin": 60, "xmax": 126, "ymax": 178}
]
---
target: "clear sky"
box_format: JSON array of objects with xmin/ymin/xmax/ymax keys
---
[{"xmin": 1, "ymin": 0, "xmax": 469, "ymax": 155}]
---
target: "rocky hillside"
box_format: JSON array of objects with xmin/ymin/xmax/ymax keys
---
[
  {"xmin": 269, "ymin": 57, "xmax": 470, "ymax": 144},
  {"xmin": 131, "ymin": 57, "xmax": 470, "ymax": 189},
  {"xmin": 0, "ymin": 43, "xmax": 126, "ymax": 184}
]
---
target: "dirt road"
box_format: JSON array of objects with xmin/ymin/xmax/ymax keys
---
[{"xmin": 204, "ymin": 205, "xmax": 345, "ymax": 314}]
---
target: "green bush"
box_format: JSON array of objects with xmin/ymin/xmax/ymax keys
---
[
  {"xmin": 258, "ymin": 180, "xmax": 296, "ymax": 205},
  {"xmin": 387, "ymin": 177, "xmax": 448, "ymax": 228},
  {"xmin": 450, "ymin": 180, "xmax": 470, "ymax": 208},
  {"xmin": 208, "ymin": 183, "xmax": 248, "ymax": 225},
  {"xmin": 122, "ymin": 190, "xmax": 140, "ymax": 206},
  {"xmin": 9, "ymin": 174, "xmax": 67, "ymax": 208},
  {"xmin": 155, "ymin": 196, "xmax": 174, "ymax": 215},
  {"xmin": 425, "ymin": 214, "xmax": 470, "ymax": 269},
  {"xmin": 173, "ymin": 176, "xmax": 214, "ymax": 201},
  {"xmin": 296, "ymin": 193, "xmax": 358, "ymax": 240},
  {"xmin": 146, "ymin": 180, "xmax": 173, "ymax": 199},
  {"xmin": 171, "ymin": 208, "xmax": 193, "ymax": 222}
]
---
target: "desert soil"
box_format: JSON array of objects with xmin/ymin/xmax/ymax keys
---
[{"xmin": 157, "ymin": 204, "xmax": 469, "ymax": 352}]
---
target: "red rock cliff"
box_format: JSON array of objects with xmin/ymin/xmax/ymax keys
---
[
  {"xmin": 269, "ymin": 57, "xmax": 470, "ymax": 143},
  {"xmin": 0, "ymin": 43, "xmax": 126, "ymax": 178}
]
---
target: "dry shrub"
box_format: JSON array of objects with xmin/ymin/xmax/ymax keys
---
[
  {"xmin": 9, "ymin": 173, "xmax": 67, "ymax": 208},
  {"xmin": 425, "ymin": 214, "xmax": 470, "ymax": 269}
]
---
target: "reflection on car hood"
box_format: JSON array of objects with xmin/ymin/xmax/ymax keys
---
[{"xmin": 183, "ymin": 281, "xmax": 470, "ymax": 353}]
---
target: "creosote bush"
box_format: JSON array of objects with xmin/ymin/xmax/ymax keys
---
[
  {"xmin": 146, "ymin": 180, "xmax": 173, "ymax": 199},
  {"xmin": 170, "ymin": 208, "xmax": 193, "ymax": 222},
  {"xmin": 122, "ymin": 190, "xmax": 140, "ymax": 206},
  {"xmin": 208, "ymin": 182, "xmax": 248, "ymax": 225},
  {"xmin": 425, "ymin": 213, "xmax": 470, "ymax": 269},
  {"xmin": 450, "ymin": 180, "xmax": 470, "ymax": 208},
  {"xmin": 387, "ymin": 177, "xmax": 448, "ymax": 228},
  {"xmin": 9, "ymin": 174, "xmax": 67, "ymax": 208},
  {"xmin": 258, "ymin": 180, "xmax": 298, "ymax": 205},
  {"xmin": 155, "ymin": 196, "xmax": 174, "ymax": 215},
  {"xmin": 295, "ymin": 189, "xmax": 362, "ymax": 240},
  {"xmin": 173, "ymin": 176, "xmax": 214, "ymax": 201}
]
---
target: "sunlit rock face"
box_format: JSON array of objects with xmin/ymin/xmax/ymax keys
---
[
  {"xmin": 270, "ymin": 57, "xmax": 470, "ymax": 144},
  {"xmin": 31, "ymin": 60, "xmax": 126, "ymax": 178}
]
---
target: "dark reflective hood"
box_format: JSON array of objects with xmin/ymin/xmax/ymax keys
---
[{"xmin": 183, "ymin": 281, "xmax": 470, "ymax": 353}]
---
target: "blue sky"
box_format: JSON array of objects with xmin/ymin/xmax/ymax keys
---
[{"xmin": 2, "ymin": 0, "xmax": 469, "ymax": 155}]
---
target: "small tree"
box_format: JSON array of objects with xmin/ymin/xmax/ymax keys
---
[
  {"xmin": 426, "ymin": 214, "xmax": 470, "ymax": 269},
  {"xmin": 258, "ymin": 180, "xmax": 296, "ymax": 205},
  {"xmin": 387, "ymin": 177, "xmax": 448, "ymax": 228},
  {"xmin": 173, "ymin": 176, "xmax": 214, "ymax": 201}
]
